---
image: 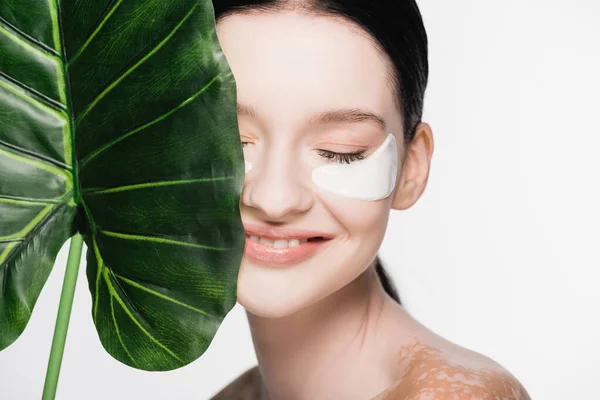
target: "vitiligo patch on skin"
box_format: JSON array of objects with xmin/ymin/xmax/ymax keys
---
[
  {"xmin": 372, "ymin": 342, "xmax": 532, "ymax": 400},
  {"xmin": 243, "ymin": 133, "xmax": 398, "ymax": 201}
]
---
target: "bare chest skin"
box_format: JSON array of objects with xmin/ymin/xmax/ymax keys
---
[{"xmin": 211, "ymin": 340, "xmax": 531, "ymax": 400}]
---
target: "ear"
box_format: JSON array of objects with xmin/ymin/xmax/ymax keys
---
[{"xmin": 391, "ymin": 122, "xmax": 434, "ymax": 210}]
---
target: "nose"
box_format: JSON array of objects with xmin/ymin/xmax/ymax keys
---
[{"xmin": 242, "ymin": 148, "xmax": 313, "ymax": 220}]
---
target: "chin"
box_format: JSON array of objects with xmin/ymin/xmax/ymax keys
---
[
  {"xmin": 235, "ymin": 262, "xmax": 327, "ymax": 319},
  {"xmin": 237, "ymin": 286, "xmax": 303, "ymax": 318}
]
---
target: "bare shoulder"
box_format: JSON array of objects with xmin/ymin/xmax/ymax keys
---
[
  {"xmin": 210, "ymin": 365, "xmax": 264, "ymax": 400},
  {"xmin": 373, "ymin": 342, "xmax": 531, "ymax": 400}
]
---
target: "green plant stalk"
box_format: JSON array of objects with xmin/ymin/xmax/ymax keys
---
[{"xmin": 42, "ymin": 233, "xmax": 84, "ymax": 400}]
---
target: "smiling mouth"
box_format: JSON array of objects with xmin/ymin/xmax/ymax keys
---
[
  {"xmin": 243, "ymin": 234, "xmax": 333, "ymax": 265},
  {"xmin": 245, "ymin": 235, "xmax": 328, "ymax": 248}
]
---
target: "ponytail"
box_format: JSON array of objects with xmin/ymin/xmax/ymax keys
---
[{"xmin": 374, "ymin": 255, "xmax": 401, "ymax": 305}]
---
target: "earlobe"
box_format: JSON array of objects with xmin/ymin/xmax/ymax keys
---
[{"xmin": 391, "ymin": 122, "xmax": 434, "ymax": 211}]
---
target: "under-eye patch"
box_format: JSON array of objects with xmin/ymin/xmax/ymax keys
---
[
  {"xmin": 312, "ymin": 133, "xmax": 398, "ymax": 201},
  {"xmin": 243, "ymin": 133, "xmax": 398, "ymax": 201}
]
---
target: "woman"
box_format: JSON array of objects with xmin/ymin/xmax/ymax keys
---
[{"xmin": 211, "ymin": 1, "xmax": 531, "ymax": 399}]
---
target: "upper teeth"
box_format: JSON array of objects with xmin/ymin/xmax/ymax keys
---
[{"xmin": 247, "ymin": 235, "xmax": 308, "ymax": 248}]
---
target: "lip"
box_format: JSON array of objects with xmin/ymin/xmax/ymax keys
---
[
  {"xmin": 243, "ymin": 236, "xmax": 333, "ymax": 266},
  {"xmin": 242, "ymin": 222, "xmax": 335, "ymax": 266},
  {"xmin": 242, "ymin": 222, "xmax": 334, "ymax": 240}
]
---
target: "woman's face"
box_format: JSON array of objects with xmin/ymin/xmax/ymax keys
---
[{"xmin": 216, "ymin": 11, "xmax": 406, "ymax": 318}]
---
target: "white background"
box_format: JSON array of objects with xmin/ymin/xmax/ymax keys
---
[{"xmin": 1, "ymin": 0, "xmax": 599, "ymax": 398}]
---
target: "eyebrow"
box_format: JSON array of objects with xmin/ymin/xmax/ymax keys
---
[{"xmin": 237, "ymin": 102, "xmax": 386, "ymax": 130}]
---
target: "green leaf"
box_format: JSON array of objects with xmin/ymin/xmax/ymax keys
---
[{"xmin": 0, "ymin": 0, "xmax": 245, "ymax": 370}]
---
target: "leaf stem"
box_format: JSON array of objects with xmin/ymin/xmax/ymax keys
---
[{"xmin": 42, "ymin": 233, "xmax": 84, "ymax": 400}]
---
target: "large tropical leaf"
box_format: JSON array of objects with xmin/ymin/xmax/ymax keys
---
[{"xmin": 0, "ymin": 0, "xmax": 245, "ymax": 370}]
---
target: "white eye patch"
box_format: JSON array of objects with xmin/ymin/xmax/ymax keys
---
[
  {"xmin": 243, "ymin": 133, "xmax": 398, "ymax": 201},
  {"xmin": 312, "ymin": 133, "xmax": 398, "ymax": 201}
]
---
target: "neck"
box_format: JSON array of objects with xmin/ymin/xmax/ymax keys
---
[{"xmin": 245, "ymin": 262, "xmax": 404, "ymax": 400}]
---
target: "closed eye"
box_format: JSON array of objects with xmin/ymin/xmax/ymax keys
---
[
  {"xmin": 317, "ymin": 149, "xmax": 366, "ymax": 164},
  {"xmin": 241, "ymin": 142, "xmax": 367, "ymax": 164}
]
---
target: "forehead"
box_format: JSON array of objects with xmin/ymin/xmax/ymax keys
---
[{"xmin": 215, "ymin": 11, "xmax": 397, "ymax": 130}]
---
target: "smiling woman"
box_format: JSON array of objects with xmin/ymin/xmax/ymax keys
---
[{"xmin": 211, "ymin": 0, "xmax": 531, "ymax": 399}]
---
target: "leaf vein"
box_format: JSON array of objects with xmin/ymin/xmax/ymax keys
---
[
  {"xmin": 0, "ymin": 16, "xmax": 61, "ymax": 58},
  {"xmin": 0, "ymin": 204, "xmax": 53, "ymax": 242},
  {"xmin": 113, "ymin": 273, "xmax": 216, "ymax": 318},
  {"xmin": 0, "ymin": 239, "xmax": 22, "ymax": 244},
  {"xmin": 92, "ymin": 236, "xmax": 104, "ymax": 323},
  {"xmin": 99, "ymin": 230, "xmax": 229, "ymax": 251},
  {"xmin": 79, "ymin": 75, "xmax": 220, "ymax": 167},
  {"xmin": 0, "ymin": 147, "xmax": 73, "ymax": 195},
  {"xmin": 81, "ymin": 176, "xmax": 234, "ymax": 195},
  {"xmin": 0, "ymin": 70, "xmax": 66, "ymax": 111},
  {"xmin": 0, "ymin": 196, "xmax": 57, "ymax": 205},
  {"xmin": 0, "ymin": 73, "xmax": 67, "ymax": 116},
  {"xmin": 1, "ymin": 203, "xmax": 68, "ymax": 293},
  {"xmin": 104, "ymin": 271, "xmax": 183, "ymax": 363},
  {"xmin": 66, "ymin": 0, "xmax": 124, "ymax": 68},
  {"xmin": 110, "ymin": 294, "xmax": 136, "ymax": 364},
  {"xmin": 0, "ymin": 139, "xmax": 71, "ymax": 171},
  {"xmin": 75, "ymin": 3, "xmax": 199, "ymax": 124}
]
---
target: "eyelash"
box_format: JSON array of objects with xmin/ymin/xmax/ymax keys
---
[
  {"xmin": 316, "ymin": 149, "xmax": 366, "ymax": 164},
  {"xmin": 241, "ymin": 142, "xmax": 367, "ymax": 164}
]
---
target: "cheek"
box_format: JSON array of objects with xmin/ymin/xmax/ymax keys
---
[
  {"xmin": 338, "ymin": 201, "xmax": 389, "ymax": 274},
  {"xmin": 321, "ymin": 192, "xmax": 391, "ymax": 241},
  {"xmin": 315, "ymin": 195, "xmax": 391, "ymax": 284},
  {"xmin": 303, "ymin": 198, "xmax": 390, "ymax": 308},
  {"xmin": 322, "ymin": 194, "xmax": 391, "ymax": 273}
]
